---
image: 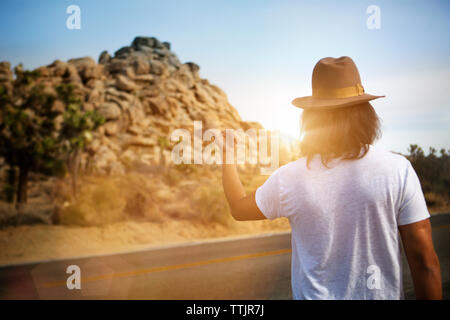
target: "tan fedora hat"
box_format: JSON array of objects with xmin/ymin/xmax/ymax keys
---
[{"xmin": 292, "ymin": 56, "xmax": 385, "ymax": 109}]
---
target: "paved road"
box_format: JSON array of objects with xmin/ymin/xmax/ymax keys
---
[{"xmin": 0, "ymin": 213, "xmax": 449, "ymax": 300}]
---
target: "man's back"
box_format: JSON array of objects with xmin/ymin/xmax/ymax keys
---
[{"xmin": 255, "ymin": 145, "xmax": 430, "ymax": 299}]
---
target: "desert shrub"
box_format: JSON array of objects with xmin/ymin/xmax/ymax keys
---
[
  {"xmin": 193, "ymin": 185, "xmax": 232, "ymax": 225},
  {"xmin": 163, "ymin": 168, "xmax": 181, "ymax": 186},
  {"xmin": 54, "ymin": 165, "xmax": 261, "ymax": 227},
  {"xmin": 424, "ymin": 192, "xmax": 448, "ymax": 208},
  {"xmin": 119, "ymin": 173, "xmax": 163, "ymax": 222},
  {"xmin": 58, "ymin": 178, "xmax": 126, "ymax": 226},
  {"xmin": 123, "ymin": 191, "xmax": 162, "ymax": 222},
  {"xmin": 407, "ymin": 145, "xmax": 449, "ymax": 210},
  {"xmin": 174, "ymin": 163, "xmax": 198, "ymax": 175}
]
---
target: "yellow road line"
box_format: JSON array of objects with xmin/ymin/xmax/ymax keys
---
[{"xmin": 41, "ymin": 248, "xmax": 292, "ymax": 288}]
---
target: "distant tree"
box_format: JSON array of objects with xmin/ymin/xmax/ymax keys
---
[
  {"xmin": 56, "ymin": 83, "xmax": 104, "ymax": 198},
  {"xmin": 408, "ymin": 144, "xmax": 425, "ymax": 159},
  {"xmin": 407, "ymin": 144, "xmax": 450, "ymax": 207},
  {"xmin": 0, "ymin": 65, "xmax": 64, "ymax": 207},
  {"xmin": 0, "ymin": 66, "xmax": 104, "ymax": 207}
]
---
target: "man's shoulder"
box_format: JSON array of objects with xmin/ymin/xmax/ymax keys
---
[
  {"xmin": 266, "ymin": 158, "xmax": 308, "ymax": 181},
  {"xmin": 363, "ymin": 145, "xmax": 414, "ymax": 181},
  {"xmin": 270, "ymin": 146, "xmax": 412, "ymax": 177},
  {"xmin": 277, "ymin": 158, "xmax": 307, "ymax": 173},
  {"xmin": 369, "ymin": 145, "xmax": 411, "ymax": 167}
]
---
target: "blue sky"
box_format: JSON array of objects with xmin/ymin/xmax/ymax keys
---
[{"xmin": 1, "ymin": 0, "xmax": 449, "ymax": 153}]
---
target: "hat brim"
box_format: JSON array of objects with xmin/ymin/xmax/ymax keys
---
[{"xmin": 291, "ymin": 93, "xmax": 385, "ymax": 110}]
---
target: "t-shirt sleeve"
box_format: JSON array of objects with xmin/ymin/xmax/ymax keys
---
[
  {"xmin": 255, "ymin": 169, "xmax": 282, "ymax": 220},
  {"xmin": 397, "ymin": 161, "xmax": 430, "ymax": 226}
]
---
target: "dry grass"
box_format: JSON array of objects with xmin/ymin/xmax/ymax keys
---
[
  {"xmin": 54, "ymin": 166, "xmax": 263, "ymax": 227},
  {"xmin": 425, "ymin": 192, "xmax": 450, "ymax": 214},
  {"xmin": 58, "ymin": 178, "xmax": 127, "ymax": 226},
  {"xmin": 193, "ymin": 185, "xmax": 232, "ymax": 225}
]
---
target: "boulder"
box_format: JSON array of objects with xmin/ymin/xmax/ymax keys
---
[
  {"xmin": 173, "ymin": 65, "xmax": 195, "ymax": 88},
  {"xmin": 35, "ymin": 66, "xmax": 52, "ymax": 77},
  {"xmin": 68, "ymin": 57, "xmax": 94, "ymax": 72},
  {"xmin": 149, "ymin": 60, "xmax": 166, "ymax": 76},
  {"xmin": 87, "ymin": 138, "xmax": 101, "ymax": 153},
  {"xmin": 104, "ymin": 121, "xmax": 121, "ymax": 136},
  {"xmin": 132, "ymin": 56, "xmax": 150, "ymax": 75},
  {"xmin": 133, "ymin": 74, "xmax": 154, "ymax": 83},
  {"xmin": 146, "ymin": 95, "xmax": 169, "ymax": 115},
  {"xmin": 87, "ymin": 80, "xmax": 105, "ymax": 103},
  {"xmin": 0, "ymin": 36, "xmax": 266, "ymax": 178},
  {"xmin": 116, "ymin": 74, "xmax": 137, "ymax": 92},
  {"xmin": 162, "ymin": 41, "xmax": 171, "ymax": 50},
  {"xmin": 65, "ymin": 64, "xmax": 82, "ymax": 83},
  {"xmin": 84, "ymin": 64, "xmax": 104, "ymax": 80},
  {"xmin": 127, "ymin": 105, "xmax": 146, "ymax": 124},
  {"xmin": 98, "ymin": 102, "xmax": 121, "ymax": 120},
  {"xmin": 68, "ymin": 57, "xmax": 104, "ymax": 81},
  {"xmin": 48, "ymin": 60, "xmax": 68, "ymax": 77},
  {"xmin": 114, "ymin": 46, "xmax": 134, "ymax": 58},
  {"xmin": 0, "ymin": 61, "xmax": 12, "ymax": 82},
  {"xmin": 168, "ymin": 54, "xmax": 182, "ymax": 68},
  {"xmin": 125, "ymin": 136, "xmax": 157, "ymax": 147},
  {"xmin": 106, "ymin": 58, "xmax": 130, "ymax": 74},
  {"xmin": 153, "ymin": 47, "xmax": 169, "ymax": 58},
  {"xmin": 98, "ymin": 50, "xmax": 111, "ymax": 64},
  {"xmin": 92, "ymin": 145, "xmax": 118, "ymax": 173},
  {"xmin": 132, "ymin": 36, "xmax": 163, "ymax": 50},
  {"xmin": 185, "ymin": 62, "xmax": 200, "ymax": 74}
]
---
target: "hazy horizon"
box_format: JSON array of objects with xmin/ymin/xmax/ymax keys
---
[{"xmin": 1, "ymin": 0, "xmax": 449, "ymax": 154}]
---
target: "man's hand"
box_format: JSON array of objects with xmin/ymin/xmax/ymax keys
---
[
  {"xmin": 399, "ymin": 218, "xmax": 442, "ymax": 299},
  {"xmin": 219, "ymin": 130, "xmax": 266, "ymax": 221},
  {"xmin": 213, "ymin": 130, "xmax": 237, "ymax": 164}
]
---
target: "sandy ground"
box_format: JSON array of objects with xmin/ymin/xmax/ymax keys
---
[{"xmin": 0, "ymin": 218, "xmax": 290, "ymax": 266}]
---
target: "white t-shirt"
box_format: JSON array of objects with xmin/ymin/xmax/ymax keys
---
[{"xmin": 255, "ymin": 145, "xmax": 430, "ymax": 300}]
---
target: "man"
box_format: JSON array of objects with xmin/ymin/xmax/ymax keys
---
[{"xmin": 221, "ymin": 56, "xmax": 442, "ymax": 299}]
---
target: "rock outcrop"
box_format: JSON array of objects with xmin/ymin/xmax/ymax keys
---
[{"xmin": 0, "ymin": 36, "xmax": 262, "ymax": 175}]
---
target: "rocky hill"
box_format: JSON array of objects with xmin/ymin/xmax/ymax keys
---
[{"xmin": 0, "ymin": 36, "xmax": 263, "ymax": 175}]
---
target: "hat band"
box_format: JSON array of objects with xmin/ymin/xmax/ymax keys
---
[{"xmin": 313, "ymin": 84, "xmax": 365, "ymax": 99}]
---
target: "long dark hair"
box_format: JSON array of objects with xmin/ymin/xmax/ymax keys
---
[{"xmin": 299, "ymin": 102, "xmax": 381, "ymax": 167}]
